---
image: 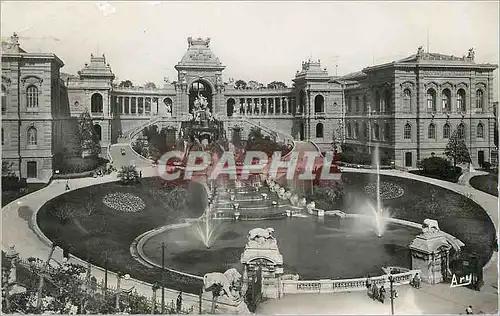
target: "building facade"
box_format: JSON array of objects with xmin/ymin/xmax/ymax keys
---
[{"xmin": 1, "ymin": 35, "xmax": 498, "ymax": 182}]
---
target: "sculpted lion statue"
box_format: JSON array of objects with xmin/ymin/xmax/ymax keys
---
[
  {"xmin": 203, "ymin": 268, "xmax": 241, "ymax": 300},
  {"xmin": 422, "ymin": 219, "xmax": 440, "ymax": 234},
  {"xmin": 248, "ymin": 227, "xmax": 275, "ymax": 241},
  {"xmin": 306, "ymin": 201, "xmax": 316, "ymax": 212}
]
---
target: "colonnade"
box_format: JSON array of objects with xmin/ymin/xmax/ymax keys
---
[
  {"xmin": 229, "ymin": 96, "xmax": 297, "ymax": 116},
  {"xmin": 111, "ymin": 96, "xmax": 167, "ymax": 115}
]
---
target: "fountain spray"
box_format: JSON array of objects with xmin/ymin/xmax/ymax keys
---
[{"xmin": 374, "ymin": 145, "xmax": 383, "ymax": 237}]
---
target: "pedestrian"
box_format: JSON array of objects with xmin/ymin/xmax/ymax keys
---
[
  {"xmin": 371, "ymin": 283, "xmax": 379, "ymax": 301},
  {"xmin": 365, "ymin": 275, "xmax": 372, "ymax": 289},
  {"xmin": 379, "ymin": 285, "xmax": 386, "ymax": 303},
  {"xmin": 176, "ymin": 291, "xmax": 182, "ymax": 313},
  {"xmin": 413, "ymin": 273, "xmax": 421, "ymax": 289},
  {"xmin": 466, "ymin": 305, "xmax": 473, "ymax": 314},
  {"xmin": 139, "ymin": 170, "xmax": 142, "ymax": 178},
  {"xmin": 65, "ymin": 180, "xmax": 70, "ymax": 191}
]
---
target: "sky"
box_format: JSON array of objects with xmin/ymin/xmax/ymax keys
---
[{"xmin": 1, "ymin": 1, "xmax": 499, "ymax": 97}]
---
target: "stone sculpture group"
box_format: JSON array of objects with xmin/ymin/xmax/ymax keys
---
[{"xmin": 203, "ymin": 268, "xmax": 242, "ymax": 301}]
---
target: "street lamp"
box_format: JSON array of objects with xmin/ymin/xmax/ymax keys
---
[
  {"xmin": 115, "ymin": 273, "xmax": 130, "ymax": 312},
  {"xmin": 388, "ymin": 275, "xmax": 397, "ymax": 315}
]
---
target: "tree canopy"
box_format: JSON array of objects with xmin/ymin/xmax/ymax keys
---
[
  {"xmin": 234, "ymin": 80, "xmax": 247, "ymax": 90},
  {"xmin": 144, "ymin": 82, "xmax": 157, "ymax": 89},
  {"xmin": 77, "ymin": 109, "xmax": 101, "ymax": 157},
  {"xmin": 267, "ymin": 81, "xmax": 288, "ymax": 89},
  {"xmin": 118, "ymin": 80, "xmax": 134, "ymax": 88},
  {"xmin": 444, "ymin": 129, "xmax": 471, "ymax": 166}
]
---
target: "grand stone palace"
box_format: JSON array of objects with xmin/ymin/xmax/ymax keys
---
[{"xmin": 1, "ymin": 34, "xmax": 498, "ymax": 182}]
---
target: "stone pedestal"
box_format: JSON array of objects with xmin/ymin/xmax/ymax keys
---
[
  {"xmin": 240, "ymin": 228, "xmax": 284, "ymax": 300},
  {"xmin": 409, "ymin": 220, "xmax": 452, "ymax": 284}
]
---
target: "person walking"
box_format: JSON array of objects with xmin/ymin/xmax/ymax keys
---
[
  {"xmin": 379, "ymin": 285, "xmax": 386, "ymax": 303},
  {"xmin": 365, "ymin": 275, "xmax": 372, "ymax": 289},
  {"xmin": 65, "ymin": 180, "xmax": 70, "ymax": 191},
  {"xmin": 412, "ymin": 273, "xmax": 421, "ymax": 289},
  {"xmin": 466, "ymin": 305, "xmax": 473, "ymax": 314}
]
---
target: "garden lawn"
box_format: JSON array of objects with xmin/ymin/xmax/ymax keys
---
[
  {"xmin": 2, "ymin": 183, "xmax": 48, "ymax": 207},
  {"xmin": 340, "ymin": 172, "xmax": 497, "ymax": 267},
  {"xmin": 469, "ymin": 173, "xmax": 498, "ymax": 197},
  {"xmin": 37, "ymin": 177, "xmax": 207, "ymax": 294}
]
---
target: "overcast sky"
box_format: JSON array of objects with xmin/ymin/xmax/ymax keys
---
[{"xmin": 1, "ymin": 1, "xmax": 498, "ymax": 97}]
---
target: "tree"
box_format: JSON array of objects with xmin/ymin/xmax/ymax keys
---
[
  {"xmin": 444, "ymin": 129, "xmax": 471, "ymax": 167},
  {"xmin": 2, "ymin": 161, "xmax": 15, "ymax": 176},
  {"xmin": 77, "ymin": 109, "xmax": 101, "ymax": 158},
  {"xmin": 50, "ymin": 203, "xmax": 76, "ymax": 224},
  {"xmin": 117, "ymin": 165, "xmax": 140, "ymax": 184},
  {"xmin": 234, "ymin": 80, "xmax": 247, "ymax": 90},
  {"xmin": 144, "ymin": 82, "xmax": 157, "ymax": 89},
  {"xmin": 247, "ymin": 80, "xmax": 264, "ymax": 90},
  {"xmin": 267, "ymin": 81, "xmax": 287, "ymax": 89},
  {"xmin": 118, "ymin": 80, "xmax": 134, "ymax": 88}
]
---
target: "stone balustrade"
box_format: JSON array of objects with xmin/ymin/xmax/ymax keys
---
[{"xmin": 280, "ymin": 269, "xmax": 420, "ymax": 295}]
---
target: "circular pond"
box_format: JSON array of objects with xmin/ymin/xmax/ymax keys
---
[{"xmin": 141, "ymin": 215, "xmax": 419, "ymax": 279}]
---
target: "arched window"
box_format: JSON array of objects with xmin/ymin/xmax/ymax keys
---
[
  {"xmin": 384, "ymin": 122, "xmax": 390, "ymax": 140},
  {"xmin": 226, "ymin": 98, "xmax": 235, "ymax": 117},
  {"xmin": 354, "ymin": 122, "xmax": 359, "ymax": 139},
  {"xmin": 477, "ymin": 123, "xmax": 484, "ymax": 138},
  {"xmin": 346, "ymin": 122, "xmax": 351, "ymax": 138},
  {"xmin": 26, "ymin": 85, "xmax": 38, "ymax": 108},
  {"xmin": 27, "ymin": 126, "xmax": 37, "ymax": 145},
  {"xmin": 384, "ymin": 90, "xmax": 391, "ymax": 112},
  {"xmin": 94, "ymin": 124, "xmax": 102, "ymax": 141},
  {"xmin": 427, "ymin": 89, "xmax": 436, "ymax": 112},
  {"xmin": 316, "ymin": 123, "xmax": 324, "ymax": 138},
  {"xmin": 314, "ymin": 95, "xmax": 324, "ymax": 113},
  {"xmin": 428, "ymin": 123, "xmax": 436, "ymax": 139},
  {"xmin": 355, "ymin": 96, "xmax": 359, "ymax": 113},
  {"xmin": 364, "ymin": 122, "xmax": 369, "ymax": 139},
  {"xmin": 373, "ymin": 123, "xmax": 379, "ymax": 140},
  {"xmin": 404, "ymin": 123, "xmax": 411, "ymax": 140},
  {"xmin": 375, "ymin": 91, "xmax": 381, "ymax": 112},
  {"xmin": 299, "ymin": 90, "xmax": 305, "ymax": 113},
  {"xmin": 91, "ymin": 93, "xmax": 103, "ymax": 113},
  {"xmin": 443, "ymin": 123, "xmax": 451, "ymax": 139},
  {"xmin": 1, "ymin": 85, "xmax": 6, "ymax": 113},
  {"xmin": 457, "ymin": 89, "xmax": 466, "ymax": 112},
  {"xmin": 457, "ymin": 123, "xmax": 465, "ymax": 139},
  {"xmin": 442, "ymin": 89, "xmax": 451, "ymax": 112},
  {"xmin": 403, "ymin": 89, "xmax": 411, "ymax": 112},
  {"xmin": 476, "ymin": 90, "xmax": 484, "ymax": 110},
  {"xmin": 363, "ymin": 95, "xmax": 368, "ymax": 113}
]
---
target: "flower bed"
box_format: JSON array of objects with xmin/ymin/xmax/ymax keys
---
[
  {"xmin": 102, "ymin": 192, "xmax": 146, "ymax": 212},
  {"xmin": 364, "ymin": 182, "xmax": 405, "ymax": 200}
]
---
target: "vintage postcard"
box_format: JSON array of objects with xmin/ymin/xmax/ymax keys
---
[{"xmin": 1, "ymin": 1, "xmax": 498, "ymax": 315}]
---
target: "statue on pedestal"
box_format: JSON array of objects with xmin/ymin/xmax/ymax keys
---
[{"xmin": 246, "ymin": 227, "xmax": 278, "ymax": 249}]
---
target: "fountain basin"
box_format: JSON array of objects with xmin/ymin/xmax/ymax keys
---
[{"xmin": 140, "ymin": 216, "xmax": 420, "ymax": 280}]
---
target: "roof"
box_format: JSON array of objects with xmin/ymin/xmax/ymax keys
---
[
  {"xmin": 175, "ymin": 37, "xmax": 224, "ymax": 70},
  {"xmin": 364, "ymin": 47, "xmax": 497, "ymax": 72},
  {"xmin": 1, "ymin": 33, "xmax": 64, "ymax": 67},
  {"xmin": 78, "ymin": 54, "xmax": 114, "ymax": 79}
]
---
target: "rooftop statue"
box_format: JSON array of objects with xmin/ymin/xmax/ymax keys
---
[{"xmin": 246, "ymin": 227, "xmax": 277, "ymax": 249}]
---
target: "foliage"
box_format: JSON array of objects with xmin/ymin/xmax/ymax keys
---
[
  {"xmin": 234, "ymin": 79, "xmax": 247, "ymax": 89},
  {"xmin": 412, "ymin": 156, "xmax": 462, "ymax": 182},
  {"xmin": 444, "ymin": 129, "xmax": 471, "ymax": 167},
  {"xmin": 482, "ymin": 161, "xmax": 491, "ymax": 170},
  {"xmin": 267, "ymin": 81, "xmax": 287, "ymax": 89},
  {"xmin": 144, "ymin": 82, "xmax": 157, "ymax": 89},
  {"xmin": 310, "ymin": 181, "xmax": 344, "ymax": 210},
  {"xmin": 245, "ymin": 127, "xmax": 291, "ymax": 157},
  {"xmin": 50, "ymin": 202, "xmax": 76, "ymax": 224},
  {"xmin": 55, "ymin": 156, "xmax": 105, "ymax": 174},
  {"xmin": 339, "ymin": 146, "xmax": 391, "ymax": 166},
  {"xmin": 77, "ymin": 110, "xmax": 101, "ymax": 157},
  {"xmin": 247, "ymin": 80, "xmax": 264, "ymax": 89},
  {"xmin": 132, "ymin": 138, "xmax": 149, "ymax": 157},
  {"xmin": 2, "ymin": 161, "xmax": 15, "ymax": 177},
  {"xmin": 119, "ymin": 80, "xmax": 134, "ymax": 88},
  {"xmin": 117, "ymin": 165, "xmax": 140, "ymax": 184}
]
